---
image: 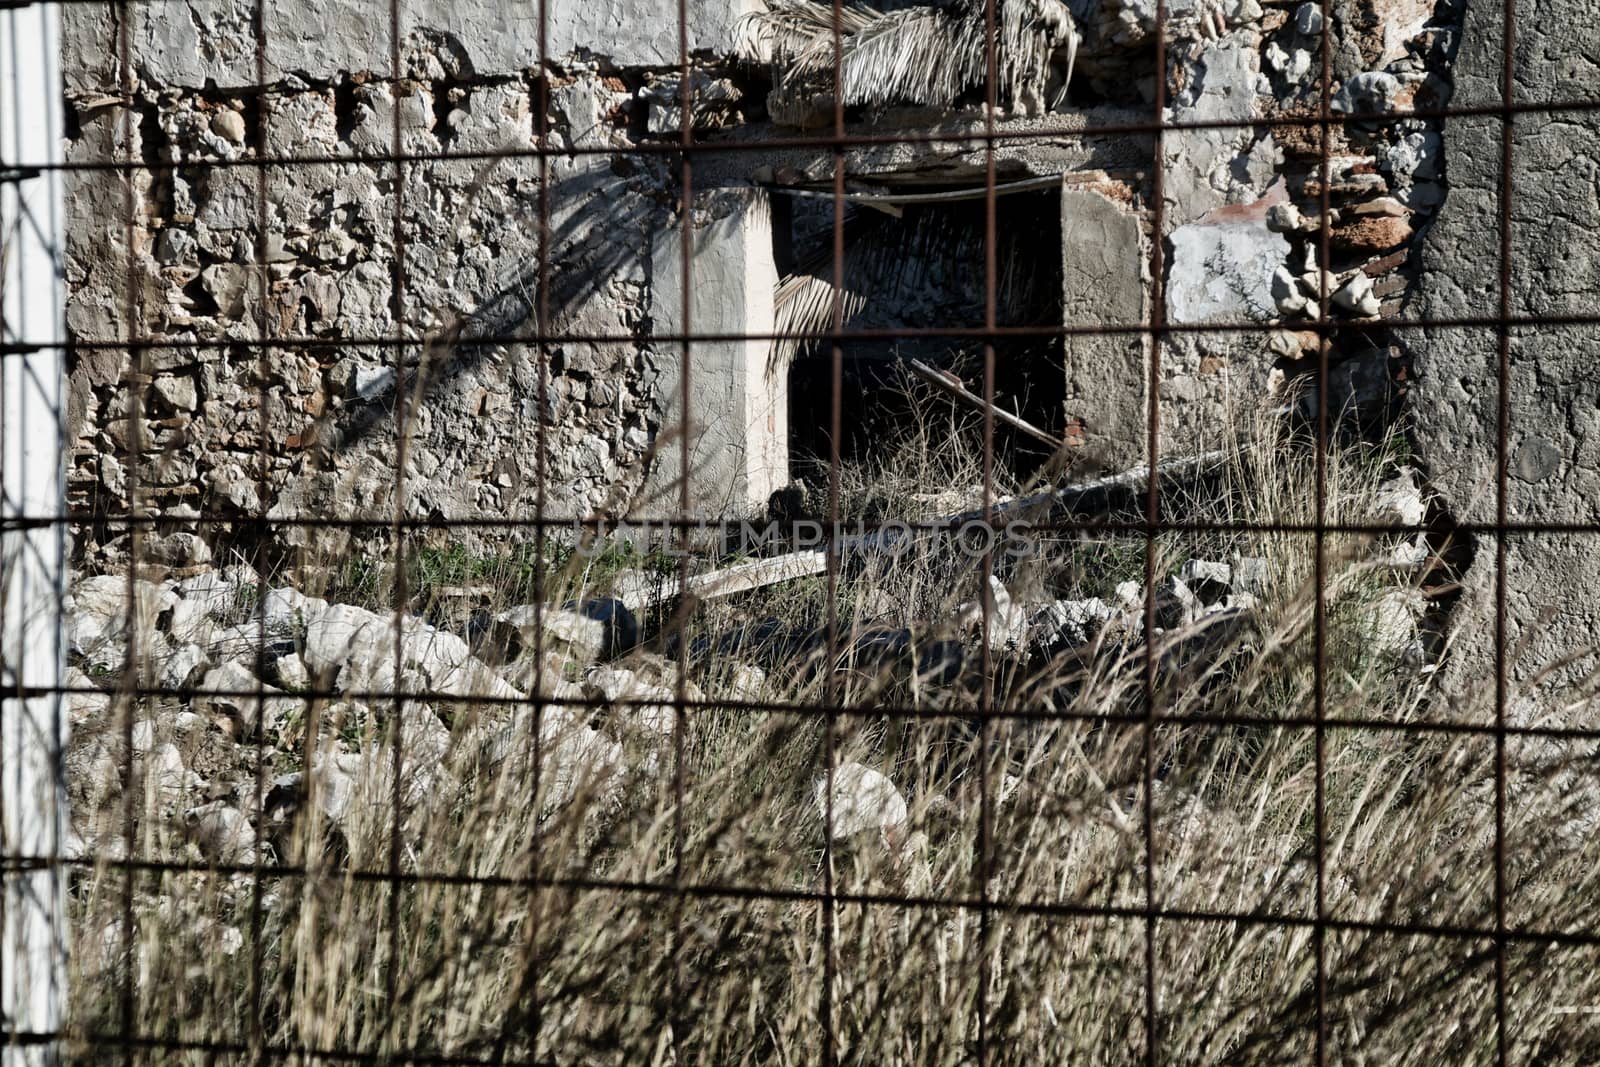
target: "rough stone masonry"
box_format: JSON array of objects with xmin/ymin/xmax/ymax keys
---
[{"xmin": 57, "ymin": 0, "xmax": 1596, "ymax": 712}]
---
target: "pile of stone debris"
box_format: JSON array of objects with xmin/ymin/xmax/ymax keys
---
[{"xmin": 61, "ymin": 465, "xmax": 1434, "ymax": 874}]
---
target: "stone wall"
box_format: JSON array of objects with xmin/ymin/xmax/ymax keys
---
[
  {"xmin": 59, "ymin": 0, "xmax": 1470, "ymax": 569},
  {"xmin": 61, "ymin": 1, "xmax": 753, "ymax": 568}
]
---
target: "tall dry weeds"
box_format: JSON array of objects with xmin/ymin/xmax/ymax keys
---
[{"xmin": 64, "ymin": 406, "xmax": 1600, "ymax": 1065}]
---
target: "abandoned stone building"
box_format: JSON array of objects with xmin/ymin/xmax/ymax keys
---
[
  {"xmin": 7, "ymin": 0, "xmax": 1598, "ymax": 1054},
  {"xmin": 55, "ymin": 0, "xmax": 1598, "ymax": 703}
]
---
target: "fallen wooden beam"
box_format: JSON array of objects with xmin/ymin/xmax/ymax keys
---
[
  {"xmin": 907, "ymin": 358, "xmax": 1066, "ymax": 452},
  {"xmin": 685, "ymin": 550, "xmax": 828, "ymax": 600},
  {"xmin": 625, "ymin": 450, "xmax": 1236, "ymax": 608}
]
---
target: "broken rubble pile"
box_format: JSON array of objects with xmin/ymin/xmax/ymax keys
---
[{"xmin": 62, "ymin": 568, "xmax": 634, "ymax": 866}]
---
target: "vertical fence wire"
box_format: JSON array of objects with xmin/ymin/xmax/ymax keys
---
[{"xmin": 1141, "ymin": 1, "xmax": 1168, "ymax": 1060}]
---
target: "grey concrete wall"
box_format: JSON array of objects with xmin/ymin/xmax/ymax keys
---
[
  {"xmin": 1407, "ymin": 0, "xmax": 1600, "ymax": 722},
  {"xmin": 64, "ymin": 0, "xmax": 753, "ymax": 92},
  {"xmin": 645, "ymin": 189, "xmax": 786, "ymax": 518},
  {"xmin": 1061, "ymin": 185, "xmax": 1150, "ymax": 468}
]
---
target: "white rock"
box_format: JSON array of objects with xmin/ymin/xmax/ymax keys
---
[
  {"xmin": 210, "ymin": 110, "xmax": 246, "ymax": 143},
  {"xmin": 1166, "ymin": 576, "xmax": 1202, "ymax": 624},
  {"xmin": 955, "ymin": 576, "xmax": 1029, "ymax": 651},
  {"xmin": 583, "ymin": 666, "xmax": 649, "ymax": 704},
  {"xmin": 196, "ymin": 662, "xmax": 297, "ymax": 734},
  {"xmin": 178, "ymin": 570, "xmax": 235, "ymax": 609},
  {"xmin": 1268, "ymin": 329, "xmax": 1306, "ymax": 359},
  {"xmin": 184, "ymin": 802, "xmax": 258, "ymax": 864},
  {"xmin": 1373, "ymin": 468, "xmax": 1427, "ymax": 526},
  {"xmin": 158, "ymin": 642, "xmax": 211, "ymax": 690},
  {"xmin": 167, "ymin": 597, "xmax": 219, "ymax": 647},
  {"xmin": 140, "ymin": 742, "xmax": 196, "ymax": 807},
  {"xmin": 67, "ymin": 575, "xmax": 177, "ymax": 671},
  {"xmin": 1367, "ymin": 589, "xmax": 1424, "ymax": 657},
  {"xmin": 725, "ymin": 662, "xmax": 769, "ymax": 702},
  {"xmin": 222, "ymin": 562, "xmax": 260, "ymax": 588},
  {"xmin": 1180, "ymin": 559, "xmax": 1233, "ymax": 590},
  {"xmin": 1298, "ymin": 269, "xmax": 1338, "ymax": 299},
  {"xmin": 1266, "ymin": 203, "xmax": 1305, "ymax": 234},
  {"xmin": 271, "ymin": 652, "xmax": 311, "ymax": 690},
  {"xmin": 1223, "ymin": 592, "xmax": 1261, "ymax": 613},
  {"xmin": 65, "ymin": 668, "xmax": 111, "ymax": 723},
  {"xmin": 1281, "ymin": 46, "xmax": 1313, "ymax": 82},
  {"xmin": 1387, "ymin": 131, "xmax": 1442, "ymax": 184},
  {"xmin": 496, "ymin": 605, "xmax": 607, "ymax": 663},
  {"xmin": 1332, "ymin": 272, "xmax": 1378, "ymax": 316},
  {"xmin": 400, "ymin": 704, "xmax": 452, "ymax": 763},
  {"xmin": 200, "ymin": 263, "xmax": 248, "ymax": 317},
  {"xmin": 1332, "ymin": 71, "xmax": 1400, "ymax": 114},
  {"xmin": 302, "ymin": 710, "xmax": 452, "ymax": 843},
  {"xmin": 1293, "ymin": 2, "xmax": 1323, "ymax": 34},
  {"xmin": 172, "ymin": 710, "xmax": 208, "ymax": 736},
  {"xmin": 153, "ymin": 375, "xmax": 199, "ymax": 412},
  {"xmin": 1271, "ymin": 265, "xmax": 1309, "ymax": 315},
  {"xmin": 817, "ymin": 762, "xmax": 908, "ymax": 842},
  {"xmin": 1352, "ymin": 196, "xmax": 1409, "ymax": 218},
  {"xmin": 210, "ymin": 622, "xmax": 264, "ymax": 662},
  {"xmin": 261, "ymin": 586, "xmax": 329, "ymax": 632},
  {"xmin": 470, "ymin": 706, "xmax": 625, "ymax": 814},
  {"xmin": 299, "ymin": 603, "xmax": 521, "ymax": 701},
  {"xmin": 1232, "ymin": 557, "xmax": 1270, "ymax": 596},
  {"xmin": 1383, "ymin": 536, "xmax": 1431, "ymax": 571},
  {"xmin": 352, "ymin": 364, "xmax": 396, "ymax": 402},
  {"xmin": 1168, "ymin": 222, "xmax": 1291, "ymax": 324}
]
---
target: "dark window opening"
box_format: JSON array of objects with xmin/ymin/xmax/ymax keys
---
[{"xmin": 777, "ymin": 189, "xmax": 1066, "ymax": 480}]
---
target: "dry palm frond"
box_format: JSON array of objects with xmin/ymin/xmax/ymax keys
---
[
  {"xmin": 737, "ymin": 0, "xmax": 1079, "ymax": 119},
  {"xmin": 789, "ymin": 6, "xmax": 988, "ymax": 110},
  {"xmin": 770, "ymin": 205, "xmax": 1054, "ymax": 370},
  {"xmin": 735, "ymin": 0, "xmax": 878, "ymax": 66}
]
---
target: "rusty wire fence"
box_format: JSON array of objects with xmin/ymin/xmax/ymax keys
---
[{"xmin": 4, "ymin": 0, "xmax": 1600, "ymax": 1062}]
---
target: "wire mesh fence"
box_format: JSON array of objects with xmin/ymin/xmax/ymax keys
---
[{"xmin": 3, "ymin": 0, "xmax": 1600, "ymax": 1061}]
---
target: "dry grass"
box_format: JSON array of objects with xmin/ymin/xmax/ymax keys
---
[{"xmin": 63, "ymin": 409, "xmax": 1600, "ymax": 1065}]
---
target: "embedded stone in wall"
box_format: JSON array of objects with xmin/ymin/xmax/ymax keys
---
[{"xmin": 1166, "ymin": 219, "xmax": 1288, "ymax": 325}]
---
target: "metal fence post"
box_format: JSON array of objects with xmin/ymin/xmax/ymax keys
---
[{"xmin": 1, "ymin": 1, "xmax": 69, "ymax": 1060}]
